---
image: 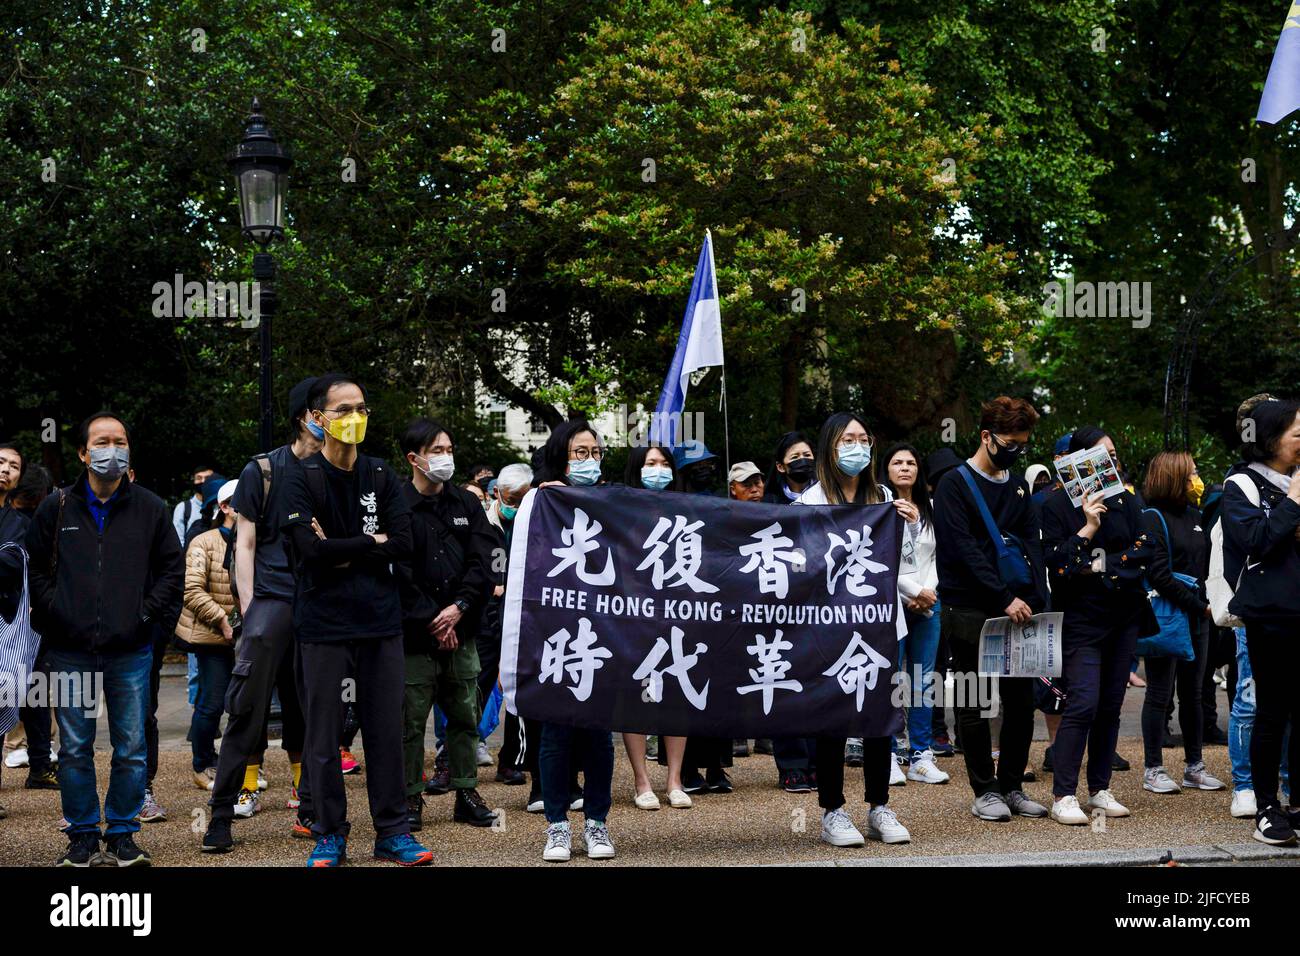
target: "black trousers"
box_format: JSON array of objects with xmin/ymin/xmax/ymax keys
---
[
  {"xmin": 816, "ymin": 735, "xmax": 890, "ymax": 809},
  {"xmin": 678, "ymin": 736, "xmax": 731, "ymax": 776},
  {"xmin": 1245, "ymin": 619, "xmax": 1300, "ymax": 811},
  {"xmin": 931, "ymin": 627, "xmax": 951, "ymax": 738},
  {"xmin": 299, "ymin": 634, "xmax": 409, "ymax": 840},
  {"xmin": 499, "ymin": 709, "xmax": 539, "ymax": 775},
  {"xmin": 945, "ymin": 604, "xmax": 1035, "ymax": 798},
  {"xmin": 1141, "ymin": 620, "xmax": 1208, "ymax": 768},
  {"xmin": 18, "ymin": 646, "xmax": 54, "ymax": 774},
  {"xmin": 772, "ymin": 735, "xmax": 817, "ymax": 773},
  {"xmin": 210, "ymin": 598, "xmax": 310, "ymax": 823}
]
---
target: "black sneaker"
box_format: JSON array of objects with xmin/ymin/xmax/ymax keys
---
[
  {"xmin": 201, "ymin": 818, "xmax": 234, "ymax": 853},
  {"xmin": 1112, "ymin": 752, "xmax": 1131, "ymax": 772},
  {"xmin": 807, "ymin": 768, "xmax": 818, "ymax": 791},
  {"xmin": 56, "ymin": 832, "xmax": 100, "ymax": 867},
  {"xmin": 494, "ymin": 767, "xmax": 527, "ymax": 786},
  {"xmin": 454, "ymin": 788, "xmax": 499, "ymax": 827},
  {"xmin": 424, "ymin": 764, "xmax": 451, "ymax": 796},
  {"xmin": 706, "ymin": 770, "xmax": 733, "ymax": 794},
  {"xmin": 101, "ymin": 833, "xmax": 151, "ymax": 867},
  {"xmin": 1042, "ymin": 745, "xmax": 1054, "ymax": 773},
  {"xmin": 781, "ymin": 770, "xmax": 812, "ymax": 794},
  {"xmin": 406, "ymin": 794, "xmax": 424, "ymax": 832},
  {"xmin": 682, "ymin": 773, "xmax": 707, "ymax": 794},
  {"xmin": 25, "ymin": 767, "xmax": 59, "ymax": 790},
  {"xmin": 1254, "ymin": 806, "xmax": 1298, "ymax": 846}
]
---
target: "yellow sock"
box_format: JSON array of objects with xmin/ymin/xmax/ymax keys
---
[
  {"xmin": 243, "ymin": 764, "xmax": 260, "ymax": 792},
  {"xmin": 291, "ymin": 762, "xmax": 302, "ymax": 789}
]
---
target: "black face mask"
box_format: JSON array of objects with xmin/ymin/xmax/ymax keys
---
[
  {"xmin": 986, "ymin": 435, "xmax": 1024, "ymax": 470},
  {"xmin": 688, "ymin": 468, "xmax": 715, "ymax": 490},
  {"xmin": 785, "ymin": 458, "xmax": 816, "ymax": 484}
]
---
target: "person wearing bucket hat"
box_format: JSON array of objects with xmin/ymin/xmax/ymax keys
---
[
  {"xmin": 674, "ymin": 444, "xmax": 720, "ymax": 496},
  {"xmin": 202, "ymin": 375, "xmax": 322, "ymax": 854}
]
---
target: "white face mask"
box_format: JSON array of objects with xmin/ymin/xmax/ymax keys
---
[{"xmin": 421, "ymin": 453, "xmax": 455, "ymax": 483}]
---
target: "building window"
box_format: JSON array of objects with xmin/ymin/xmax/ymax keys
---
[
  {"xmin": 530, "ymin": 415, "xmax": 548, "ymax": 434},
  {"xmin": 490, "ymin": 411, "xmax": 507, "ymax": 435}
]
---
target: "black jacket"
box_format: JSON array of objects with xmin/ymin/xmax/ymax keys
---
[
  {"xmin": 1221, "ymin": 466, "xmax": 1300, "ymax": 621},
  {"xmin": 25, "ymin": 475, "xmax": 183, "ymax": 654},
  {"xmin": 0, "ymin": 503, "xmax": 30, "ymax": 621},
  {"xmin": 1139, "ymin": 503, "xmax": 1209, "ymax": 618},
  {"xmin": 1041, "ymin": 485, "xmax": 1156, "ymax": 634},
  {"xmin": 395, "ymin": 478, "xmax": 497, "ymax": 654}
]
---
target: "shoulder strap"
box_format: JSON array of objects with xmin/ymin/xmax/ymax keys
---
[
  {"xmin": 1142, "ymin": 507, "xmax": 1173, "ymax": 552},
  {"xmin": 1226, "ymin": 471, "xmax": 1261, "ymax": 507},
  {"xmin": 255, "ymin": 453, "xmax": 273, "ymax": 502},
  {"xmin": 48, "ymin": 489, "xmax": 67, "ymax": 579},
  {"xmin": 957, "ymin": 464, "xmax": 1005, "ymax": 545}
]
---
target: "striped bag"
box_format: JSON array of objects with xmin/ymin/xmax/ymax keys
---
[{"xmin": 0, "ymin": 542, "xmax": 40, "ymax": 736}]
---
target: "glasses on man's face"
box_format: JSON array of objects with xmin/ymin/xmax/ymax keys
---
[
  {"xmin": 325, "ymin": 405, "xmax": 370, "ymax": 417},
  {"xmin": 991, "ymin": 434, "xmax": 1028, "ymax": 454},
  {"xmin": 570, "ymin": 445, "xmax": 603, "ymax": 461}
]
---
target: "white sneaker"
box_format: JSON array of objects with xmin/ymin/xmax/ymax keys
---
[
  {"xmin": 1144, "ymin": 766, "xmax": 1182, "ymax": 793},
  {"xmin": 1050, "ymin": 795, "xmax": 1089, "ymax": 825},
  {"xmin": 820, "ymin": 807, "xmax": 866, "ymax": 847},
  {"xmin": 1182, "ymin": 762, "xmax": 1225, "ymax": 791},
  {"xmin": 476, "ymin": 741, "xmax": 493, "ymax": 767},
  {"xmin": 1231, "ymin": 789, "xmax": 1257, "ymax": 819},
  {"xmin": 1088, "ymin": 789, "xmax": 1129, "ymax": 817},
  {"xmin": 634, "ymin": 790, "xmax": 661, "ymax": 811},
  {"xmin": 542, "ymin": 821, "xmax": 571, "ymax": 862},
  {"xmin": 866, "ymin": 805, "xmax": 911, "ymax": 844},
  {"xmin": 906, "ymin": 751, "xmax": 950, "ymax": 784},
  {"xmin": 569, "ymin": 795, "xmax": 584, "ymax": 811},
  {"xmin": 583, "ymin": 820, "xmax": 616, "ymax": 859},
  {"xmin": 233, "ymin": 788, "xmax": 261, "ymax": 819},
  {"xmin": 889, "ymin": 754, "xmax": 907, "ymax": 787},
  {"xmin": 4, "ymin": 747, "xmax": 28, "ymax": 769}
]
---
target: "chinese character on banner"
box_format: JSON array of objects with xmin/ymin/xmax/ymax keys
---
[
  {"xmin": 736, "ymin": 629, "xmax": 803, "ymax": 715},
  {"xmin": 539, "ymin": 618, "xmax": 613, "ymax": 702},
  {"xmin": 636, "ymin": 515, "xmax": 719, "ymax": 593},
  {"xmin": 824, "ymin": 526, "xmax": 890, "ymax": 597},
  {"xmin": 822, "ymin": 631, "xmax": 891, "ymax": 712},
  {"xmin": 632, "ymin": 626, "xmax": 710, "ymax": 710},
  {"xmin": 738, "ymin": 522, "xmax": 802, "ymax": 599},
  {"xmin": 548, "ymin": 507, "xmax": 616, "ymax": 586}
]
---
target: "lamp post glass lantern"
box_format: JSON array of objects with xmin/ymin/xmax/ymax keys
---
[{"xmin": 227, "ymin": 97, "xmax": 291, "ymax": 452}]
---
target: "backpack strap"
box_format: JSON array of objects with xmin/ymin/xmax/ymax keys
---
[
  {"xmin": 1141, "ymin": 507, "xmax": 1173, "ymax": 553},
  {"xmin": 48, "ymin": 489, "xmax": 67, "ymax": 579},
  {"xmin": 255, "ymin": 453, "xmax": 273, "ymax": 503}
]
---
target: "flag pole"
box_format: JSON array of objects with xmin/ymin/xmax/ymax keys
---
[{"xmin": 708, "ymin": 228, "xmax": 732, "ymax": 481}]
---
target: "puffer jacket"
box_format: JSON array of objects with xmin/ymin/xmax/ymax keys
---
[{"xmin": 175, "ymin": 527, "xmax": 236, "ymax": 649}]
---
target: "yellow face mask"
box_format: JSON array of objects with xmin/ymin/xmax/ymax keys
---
[
  {"xmin": 323, "ymin": 412, "xmax": 367, "ymax": 445},
  {"xmin": 1189, "ymin": 474, "xmax": 1205, "ymax": 504}
]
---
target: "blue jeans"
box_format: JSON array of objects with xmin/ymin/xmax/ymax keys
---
[
  {"xmin": 48, "ymin": 645, "xmax": 152, "ymax": 837},
  {"xmin": 187, "ymin": 652, "xmax": 199, "ymax": 706},
  {"xmin": 539, "ymin": 722, "xmax": 613, "ymax": 824},
  {"xmin": 894, "ymin": 603, "xmax": 941, "ymax": 756},
  {"xmin": 1229, "ymin": 627, "xmax": 1290, "ymax": 796},
  {"xmin": 189, "ymin": 649, "xmax": 234, "ymax": 772}
]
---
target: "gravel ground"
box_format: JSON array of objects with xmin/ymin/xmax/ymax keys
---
[{"xmin": 0, "ymin": 737, "xmax": 1260, "ymax": 867}]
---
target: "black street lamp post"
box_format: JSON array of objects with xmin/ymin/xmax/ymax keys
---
[{"xmin": 227, "ymin": 97, "xmax": 292, "ymax": 453}]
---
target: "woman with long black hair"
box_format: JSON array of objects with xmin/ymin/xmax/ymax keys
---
[
  {"xmin": 622, "ymin": 445, "xmax": 692, "ymax": 811},
  {"xmin": 532, "ymin": 420, "xmax": 618, "ymax": 862},
  {"xmin": 794, "ymin": 412, "xmax": 916, "ymax": 846},
  {"xmin": 1040, "ymin": 426, "xmax": 1153, "ymax": 826},
  {"xmin": 880, "ymin": 442, "xmax": 949, "ymax": 786}
]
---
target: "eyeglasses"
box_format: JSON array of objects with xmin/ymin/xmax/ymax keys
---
[
  {"xmin": 837, "ymin": 438, "xmax": 872, "ymax": 448},
  {"xmin": 324, "ymin": 405, "xmax": 370, "ymax": 417},
  {"xmin": 570, "ymin": 445, "xmax": 604, "ymax": 461},
  {"xmin": 990, "ymin": 434, "xmax": 1028, "ymax": 454}
]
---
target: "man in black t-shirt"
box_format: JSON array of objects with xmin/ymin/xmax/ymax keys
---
[
  {"xmin": 279, "ymin": 373, "xmax": 431, "ymax": 868},
  {"xmin": 933, "ymin": 396, "xmax": 1050, "ymax": 825},
  {"xmin": 202, "ymin": 377, "xmax": 321, "ymax": 853}
]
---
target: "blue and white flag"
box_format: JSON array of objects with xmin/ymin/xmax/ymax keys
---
[
  {"xmin": 648, "ymin": 232, "xmax": 723, "ymax": 448},
  {"xmin": 1258, "ymin": 1, "xmax": 1300, "ymax": 124}
]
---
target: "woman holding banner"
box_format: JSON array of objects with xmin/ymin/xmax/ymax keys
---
[
  {"xmin": 623, "ymin": 445, "xmax": 692, "ymax": 811},
  {"xmin": 795, "ymin": 412, "xmax": 917, "ymax": 846},
  {"xmin": 532, "ymin": 420, "xmax": 618, "ymax": 862}
]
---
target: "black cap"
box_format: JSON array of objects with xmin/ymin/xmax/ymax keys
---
[
  {"xmin": 288, "ymin": 377, "xmax": 317, "ymax": 420},
  {"xmin": 925, "ymin": 447, "xmax": 963, "ymax": 485}
]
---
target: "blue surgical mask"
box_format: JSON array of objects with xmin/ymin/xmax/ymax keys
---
[
  {"xmin": 304, "ymin": 417, "xmax": 325, "ymax": 441},
  {"xmin": 499, "ymin": 503, "xmax": 518, "ymax": 521},
  {"xmin": 568, "ymin": 459, "xmax": 601, "ymax": 486},
  {"xmin": 837, "ymin": 442, "xmax": 871, "ymax": 477},
  {"xmin": 641, "ymin": 466, "xmax": 673, "ymax": 491},
  {"xmin": 87, "ymin": 446, "xmax": 130, "ymax": 480}
]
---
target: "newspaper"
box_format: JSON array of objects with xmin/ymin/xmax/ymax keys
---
[
  {"xmin": 977, "ymin": 612, "xmax": 1063, "ymax": 678},
  {"xmin": 1053, "ymin": 445, "xmax": 1125, "ymax": 508}
]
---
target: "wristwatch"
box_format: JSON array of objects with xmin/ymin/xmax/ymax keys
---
[{"xmin": 454, "ymin": 598, "xmax": 470, "ymax": 614}]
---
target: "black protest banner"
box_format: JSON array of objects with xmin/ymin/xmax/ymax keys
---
[{"xmin": 501, "ymin": 485, "xmax": 906, "ymax": 739}]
